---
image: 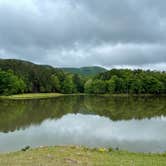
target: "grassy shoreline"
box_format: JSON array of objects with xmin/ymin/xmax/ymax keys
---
[
  {"xmin": 0, "ymin": 146, "xmax": 166, "ymax": 166},
  {"xmin": 0, "ymin": 93, "xmax": 66, "ymax": 100},
  {"xmin": 0, "ymin": 93, "xmax": 165, "ymax": 100}
]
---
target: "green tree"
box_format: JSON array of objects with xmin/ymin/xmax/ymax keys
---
[
  {"xmin": 130, "ymin": 78, "xmax": 143, "ymax": 94},
  {"xmin": 110, "ymin": 76, "xmax": 124, "ymax": 93},
  {"xmin": 106, "ymin": 79, "xmax": 116, "ymax": 94},
  {"xmin": 84, "ymin": 79, "xmax": 93, "ymax": 93},
  {"xmin": 72, "ymin": 74, "xmax": 84, "ymax": 93},
  {"xmin": 50, "ymin": 75, "xmax": 61, "ymax": 92},
  {"xmin": 91, "ymin": 80, "xmax": 106, "ymax": 94},
  {"xmin": 143, "ymin": 77, "xmax": 164, "ymax": 94},
  {"xmin": 61, "ymin": 75, "xmax": 74, "ymax": 94},
  {"xmin": 0, "ymin": 70, "xmax": 26, "ymax": 95}
]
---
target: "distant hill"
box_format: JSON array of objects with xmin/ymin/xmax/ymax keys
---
[
  {"xmin": 60, "ymin": 66, "xmax": 107, "ymax": 76},
  {"xmin": 0, "ymin": 59, "xmax": 66, "ymax": 93},
  {"xmin": 0, "ymin": 59, "xmax": 64, "ymax": 79}
]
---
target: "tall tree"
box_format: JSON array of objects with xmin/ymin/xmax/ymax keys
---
[{"xmin": 0, "ymin": 70, "xmax": 26, "ymax": 95}]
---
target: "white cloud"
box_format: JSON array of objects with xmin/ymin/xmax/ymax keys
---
[{"xmin": 0, "ymin": 0, "xmax": 166, "ymax": 70}]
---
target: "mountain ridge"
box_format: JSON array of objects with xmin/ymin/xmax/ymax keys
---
[
  {"xmin": 0, "ymin": 58, "xmax": 107, "ymax": 76},
  {"xmin": 60, "ymin": 66, "xmax": 107, "ymax": 76}
]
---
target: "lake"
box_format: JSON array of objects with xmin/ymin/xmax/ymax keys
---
[{"xmin": 0, "ymin": 95, "xmax": 166, "ymax": 153}]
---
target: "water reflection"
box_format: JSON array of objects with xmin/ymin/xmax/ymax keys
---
[
  {"xmin": 1, "ymin": 114, "xmax": 166, "ymax": 153},
  {"xmin": 0, "ymin": 96, "xmax": 166, "ymax": 152}
]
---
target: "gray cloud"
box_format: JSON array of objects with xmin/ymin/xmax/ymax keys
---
[{"xmin": 0, "ymin": 0, "xmax": 166, "ymax": 70}]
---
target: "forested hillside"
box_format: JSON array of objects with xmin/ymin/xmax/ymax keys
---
[
  {"xmin": 0, "ymin": 59, "xmax": 165, "ymax": 95},
  {"xmin": 60, "ymin": 66, "xmax": 107, "ymax": 76},
  {"xmin": 0, "ymin": 59, "xmax": 84, "ymax": 95}
]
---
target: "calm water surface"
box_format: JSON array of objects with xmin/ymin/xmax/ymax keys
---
[{"xmin": 0, "ymin": 95, "xmax": 166, "ymax": 153}]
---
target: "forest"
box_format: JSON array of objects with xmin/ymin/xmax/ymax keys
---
[{"xmin": 0, "ymin": 59, "xmax": 165, "ymax": 95}]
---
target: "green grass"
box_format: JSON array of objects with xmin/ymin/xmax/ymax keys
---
[
  {"xmin": 0, "ymin": 93, "xmax": 164, "ymax": 100},
  {"xmin": 0, "ymin": 93, "xmax": 64, "ymax": 100},
  {"xmin": 0, "ymin": 146, "xmax": 166, "ymax": 166}
]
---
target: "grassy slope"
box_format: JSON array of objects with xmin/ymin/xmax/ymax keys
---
[
  {"xmin": 0, "ymin": 93, "xmax": 64, "ymax": 100},
  {"xmin": 0, "ymin": 146, "xmax": 166, "ymax": 166}
]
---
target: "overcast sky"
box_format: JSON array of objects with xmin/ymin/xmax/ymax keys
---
[{"xmin": 0, "ymin": 0, "xmax": 166, "ymax": 70}]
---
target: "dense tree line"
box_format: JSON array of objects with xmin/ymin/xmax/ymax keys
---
[
  {"xmin": 84, "ymin": 69, "xmax": 166, "ymax": 94},
  {"xmin": 0, "ymin": 59, "xmax": 165, "ymax": 95},
  {"xmin": 0, "ymin": 59, "xmax": 84, "ymax": 95}
]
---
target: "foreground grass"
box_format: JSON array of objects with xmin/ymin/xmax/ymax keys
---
[
  {"xmin": 0, "ymin": 93, "xmax": 65, "ymax": 100},
  {"xmin": 0, "ymin": 146, "xmax": 166, "ymax": 166}
]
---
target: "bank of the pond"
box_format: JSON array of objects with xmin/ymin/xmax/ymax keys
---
[
  {"xmin": 0, "ymin": 93, "xmax": 66, "ymax": 100},
  {"xmin": 0, "ymin": 146, "xmax": 166, "ymax": 166},
  {"xmin": 0, "ymin": 93, "xmax": 89, "ymax": 100},
  {"xmin": 0, "ymin": 93, "xmax": 164, "ymax": 100},
  {"xmin": 97, "ymin": 93, "xmax": 166, "ymax": 97}
]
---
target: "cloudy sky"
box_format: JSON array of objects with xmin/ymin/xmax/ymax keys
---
[{"xmin": 0, "ymin": 0, "xmax": 166, "ymax": 70}]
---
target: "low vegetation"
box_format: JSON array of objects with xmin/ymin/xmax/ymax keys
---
[{"xmin": 0, "ymin": 146, "xmax": 166, "ymax": 166}]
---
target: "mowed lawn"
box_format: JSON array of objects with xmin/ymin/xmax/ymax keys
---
[{"xmin": 0, "ymin": 146, "xmax": 166, "ymax": 166}]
